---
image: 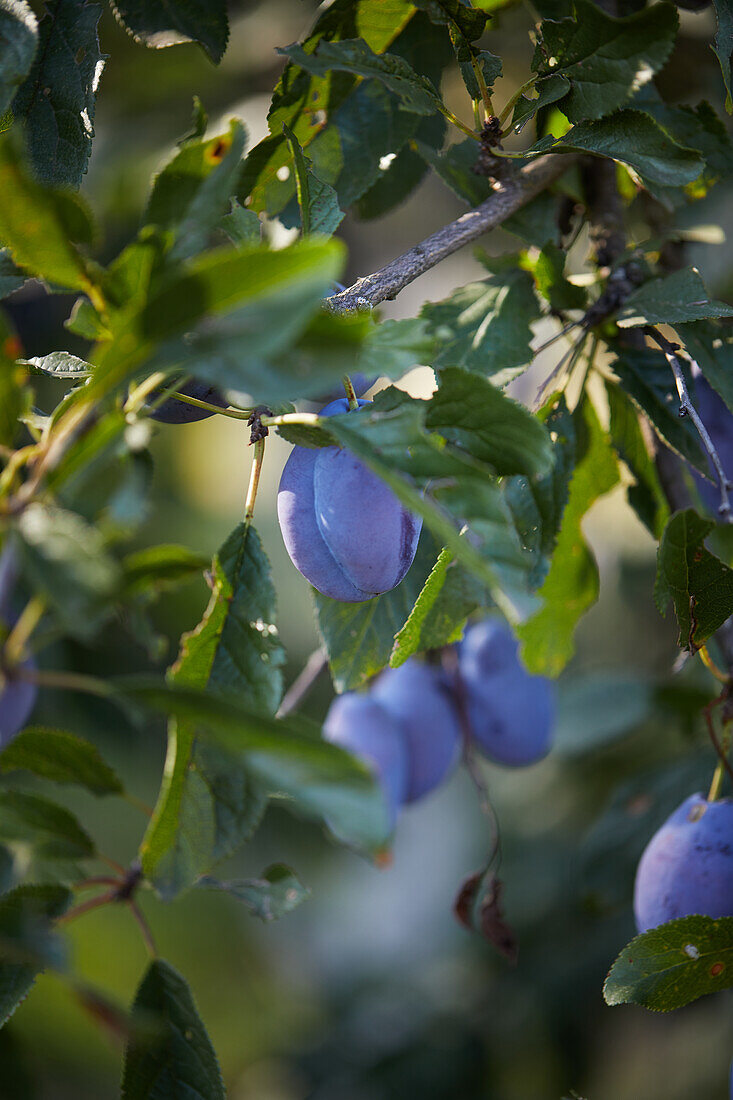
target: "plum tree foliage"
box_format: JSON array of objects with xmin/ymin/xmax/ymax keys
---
[{"xmin": 0, "ymin": 0, "xmax": 732, "ymax": 1092}]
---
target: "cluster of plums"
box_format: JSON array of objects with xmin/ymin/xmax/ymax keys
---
[{"xmin": 324, "ymin": 619, "xmax": 556, "ymax": 827}]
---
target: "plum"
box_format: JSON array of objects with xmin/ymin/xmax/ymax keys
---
[
  {"xmin": 372, "ymin": 660, "xmax": 461, "ymax": 801},
  {"xmin": 277, "ymin": 398, "xmax": 422, "ymax": 602},
  {"xmin": 147, "ymin": 378, "xmax": 227, "ymax": 424},
  {"xmin": 633, "ymin": 792, "xmax": 733, "ymax": 933},
  {"xmin": 458, "ymin": 620, "xmax": 554, "ymax": 766},
  {"xmin": 323, "ymin": 692, "xmax": 408, "ymax": 827},
  {"xmin": 691, "ymin": 369, "xmax": 733, "ymax": 516},
  {"xmin": 0, "ymin": 659, "xmax": 37, "ymax": 749}
]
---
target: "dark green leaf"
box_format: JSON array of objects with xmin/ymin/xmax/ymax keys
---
[
  {"xmin": 0, "ymin": 1, "xmax": 37, "ymax": 116},
  {"xmin": 219, "ymin": 201, "xmax": 260, "ymax": 246},
  {"xmin": 426, "ymin": 367, "xmax": 553, "ymax": 477},
  {"xmin": 606, "ymin": 380, "xmax": 670, "ymax": 538},
  {"xmin": 531, "ymin": 242, "xmax": 587, "ymax": 312},
  {"xmin": 122, "ymin": 959, "xmax": 225, "ymax": 1100},
  {"xmin": 417, "ymin": 0, "xmax": 489, "ymax": 40},
  {"xmin": 604, "ymin": 915, "xmax": 733, "ymax": 1011},
  {"xmin": 145, "ymin": 120, "xmax": 247, "ymax": 261},
  {"xmin": 420, "ymin": 262, "xmax": 541, "ymax": 385},
  {"xmin": 390, "ymin": 546, "xmax": 455, "ymax": 667},
  {"xmin": 141, "ymin": 525, "xmax": 283, "ymax": 899},
  {"xmin": 415, "ymin": 137, "xmax": 490, "ymax": 206},
  {"xmin": 610, "ymin": 346, "xmax": 708, "ymax": 472},
  {"xmin": 355, "ymin": 317, "xmax": 435, "ymax": 380},
  {"xmin": 282, "ymin": 124, "xmax": 344, "ymax": 237},
  {"xmin": 0, "ymin": 790, "xmax": 94, "ymax": 859},
  {"xmin": 0, "ymin": 134, "xmax": 97, "ymax": 290},
  {"xmin": 0, "ymin": 884, "xmax": 70, "ymax": 1028},
  {"xmin": 110, "ymin": 0, "xmax": 229, "ymax": 63},
  {"xmin": 201, "ymin": 864, "xmax": 310, "ymax": 921},
  {"xmin": 121, "ymin": 545, "xmax": 208, "ymax": 598},
  {"xmin": 11, "ymin": 0, "xmax": 105, "ymax": 187},
  {"xmin": 655, "ymin": 508, "xmax": 733, "ymax": 649},
  {"xmin": 510, "ymin": 74, "xmax": 570, "ymax": 132},
  {"xmin": 0, "ymin": 728, "xmax": 123, "ymax": 796},
  {"xmin": 618, "ymin": 268, "xmax": 733, "ymax": 327},
  {"xmin": 712, "ymin": 0, "xmax": 733, "ymax": 112},
  {"xmin": 535, "ymin": 0, "xmax": 678, "ymax": 122},
  {"xmin": 518, "ymin": 398, "xmax": 619, "ymax": 675},
  {"xmin": 14, "ymin": 502, "xmax": 121, "ymax": 641},
  {"xmin": 555, "ymin": 674, "xmax": 653, "ymax": 755},
  {"xmin": 0, "ymin": 249, "xmax": 25, "ymax": 298}
]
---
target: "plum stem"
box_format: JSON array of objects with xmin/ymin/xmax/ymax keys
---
[
  {"xmin": 123, "ymin": 371, "xmax": 171, "ymax": 415},
  {"xmin": 128, "ymin": 900, "xmax": 158, "ymax": 957},
  {"xmin": 162, "ymin": 392, "xmax": 252, "ymax": 421},
  {"xmin": 497, "ymin": 76, "xmax": 537, "ymax": 128},
  {"xmin": 699, "ymin": 644, "xmax": 729, "ymax": 684},
  {"xmin": 276, "ymin": 647, "xmax": 328, "ymax": 718},
  {"xmin": 3, "ymin": 594, "xmax": 46, "ymax": 665},
  {"xmin": 244, "ymin": 438, "xmax": 265, "ymax": 529},
  {"xmin": 342, "ymin": 375, "xmax": 359, "ymax": 411},
  {"xmin": 708, "ymin": 760, "xmax": 725, "ymax": 802},
  {"xmin": 13, "ymin": 665, "xmax": 113, "ymax": 699},
  {"xmin": 471, "ymin": 56, "xmax": 495, "ymax": 119}
]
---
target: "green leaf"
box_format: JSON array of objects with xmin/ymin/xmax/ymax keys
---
[
  {"xmin": 280, "ymin": 37, "xmax": 442, "ymax": 117},
  {"xmin": 535, "ymin": 0, "xmax": 678, "ymax": 122},
  {"xmin": 416, "ymin": 137, "xmax": 490, "ymax": 206},
  {"xmin": 0, "ymin": 323, "xmax": 28, "ymax": 448},
  {"xmin": 606, "ymin": 381, "xmax": 669, "ymax": 539},
  {"xmin": 121, "ymin": 678, "xmax": 392, "ymax": 854},
  {"xmin": 554, "ymin": 674, "xmax": 653, "ymax": 755},
  {"xmin": 145, "ymin": 120, "xmax": 247, "ymax": 261},
  {"xmin": 219, "ymin": 201, "xmax": 260, "ymax": 246},
  {"xmin": 201, "ymin": 864, "xmax": 310, "ymax": 921},
  {"xmin": 0, "ymin": 1, "xmax": 37, "ymax": 116},
  {"xmin": 420, "ymin": 262, "xmax": 541, "ymax": 386},
  {"xmin": 110, "ymin": 0, "xmax": 229, "ymax": 63},
  {"xmin": 655, "ymin": 509, "xmax": 733, "ymax": 649},
  {"xmin": 604, "ymin": 916, "xmax": 733, "ymax": 1011},
  {"xmin": 122, "ymin": 959, "xmax": 225, "ymax": 1100},
  {"xmin": 530, "ymin": 243, "xmax": 587, "ymax": 312},
  {"xmin": 417, "ymin": 0, "xmax": 489, "ymax": 40},
  {"xmin": 712, "ymin": 0, "xmax": 733, "ymax": 112},
  {"xmin": 141, "ymin": 525, "xmax": 283, "ymax": 899},
  {"xmin": 0, "ymin": 248, "xmax": 25, "ymax": 298},
  {"xmin": 0, "ymin": 134, "xmax": 97, "ymax": 291},
  {"xmin": 14, "ymin": 503, "xmax": 121, "ymax": 641},
  {"xmin": 121, "ymin": 545, "xmax": 208, "ymax": 598},
  {"xmin": 553, "ymin": 110, "xmax": 704, "ymax": 190},
  {"xmin": 354, "ymin": 317, "xmax": 435, "ymax": 380},
  {"xmin": 11, "ymin": 0, "xmax": 105, "ymax": 187},
  {"xmin": 426, "ymin": 367, "xmax": 553, "ymax": 478},
  {"xmin": 0, "ymin": 728, "xmax": 123, "ymax": 796},
  {"xmin": 618, "ymin": 268, "xmax": 733, "ymax": 327},
  {"xmin": 23, "ymin": 351, "xmax": 90, "ymax": 378},
  {"xmin": 610, "ymin": 346, "xmax": 708, "ymax": 473},
  {"xmin": 390, "ymin": 546, "xmax": 454, "ymax": 668},
  {"xmin": 511, "ymin": 74, "xmax": 570, "ymax": 132},
  {"xmin": 283, "ymin": 123, "xmax": 344, "ymax": 238},
  {"xmin": 518, "ymin": 398, "xmax": 619, "ymax": 676},
  {"xmin": 678, "ymin": 321, "xmax": 733, "ymax": 414},
  {"xmin": 0, "ymin": 884, "xmax": 71, "ymax": 1028},
  {"xmin": 0, "ymin": 790, "xmax": 94, "ymax": 859}
]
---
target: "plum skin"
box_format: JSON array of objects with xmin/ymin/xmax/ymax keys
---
[
  {"xmin": 148, "ymin": 379, "xmax": 227, "ymax": 424},
  {"xmin": 323, "ymin": 692, "xmax": 408, "ymax": 828},
  {"xmin": 458, "ymin": 619, "xmax": 554, "ymax": 767},
  {"xmin": 633, "ymin": 792, "xmax": 733, "ymax": 933},
  {"xmin": 277, "ymin": 399, "xmax": 422, "ymax": 602},
  {"xmin": 371, "ymin": 660, "xmax": 461, "ymax": 802},
  {"xmin": 0, "ymin": 659, "xmax": 37, "ymax": 749}
]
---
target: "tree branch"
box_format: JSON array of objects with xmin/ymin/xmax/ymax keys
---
[{"xmin": 325, "ymin": 153, "xmax": 577, "ymax": 313}]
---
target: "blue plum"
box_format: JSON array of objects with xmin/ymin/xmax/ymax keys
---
[
  {"xmin": 633, "ymin": 792, "xmax": 733, "ymax": 933},
  {"xmin": 323, "ymin": 692, "xmax": 408, "ymax": 828},
  {"xmin": 692, "ymin": 369, "xmax": 733, "ymax": 515},
  {"xmin": 458, "ymin": 620, "xmax": 554, "ymax": 767},
  {"xmin": 277, "ymin": 399, "xmax": 422, "ymax": 602},
  {"xmin": 372, "ymin": 660, "xmax": 461, "ymax": 802},
  {"xmin": 0, "ymin": 659, "xmax": 37, "ymax": 749},
  {"xmin": 147, "ymin": 379, "xmax": 227, "ymax": 424}
]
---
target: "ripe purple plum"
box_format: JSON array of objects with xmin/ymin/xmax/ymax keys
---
[
  {"xmin": 148, "ymin": 379, "xmax": 227, "ymax": 424},
  {"xmin": 458, "ymin": 620, "xmax": 554, "ymax": 767},
  {"xmin": 372, "ymin": 660, "xmax": 461, "ymax": 802},
  {"xmin": 633, "ymin": 792, "xmax": 733, "ymax": 933},
  {"xmin": 277, "ymin": 398, "xmax": 422, "ymax": 602},
  {"xmin": 692, "ymin": 369, "xmax": 733, "ymax": 515},
  {"xmin": 323, "ymin": 692, "xmax": 408, "ymax": 828},
  {"xmin": 0, "ymin": 660, "xmax": 37, "ymax": 749}
]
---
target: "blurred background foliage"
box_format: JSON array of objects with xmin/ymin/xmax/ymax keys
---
[{"xmin": 2, "ymin": 0, "xmax": 732, "ymax": 1097}]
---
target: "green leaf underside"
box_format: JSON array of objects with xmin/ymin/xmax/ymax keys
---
[
  {"xmin": 110, "ymin": 0, "xmax": 229, "ymax": 63},
  {"xmin": 0, "ymin": 790, "xmax": 94, "ymax": 860},
  {"xmin": 0, "ymin": 884, "xmax": 71, "ymax": 1028},
  {"xmin": 0, "ymin": 1, "xmax": 37, "ymax": 117},
  {"xmin": 604, "ymin": 915, "xmax": 733, "ymax": 1011},
  {"xmin": 518, "ymin": 399, "xmax": 619, "ymax": 676},
  {"xmin": 200, "ymin": 864, "xmax": 310, "ymax": 921},
  {"xmin": 655, "ymin": 509, "xmax": 733, "ymax": 649},
  {"xmin": 0, "ymin": 728, "xmax": 123, "ymax": 796},
  {"xmin": 618, "ymin": 268, "xmax": 733, "ymax": 327},
  {"xmin": 141, "ymin": 525, "xmax": 284, "ymax": 900},
  {"xmin": 122, "ymin": 959, "xmax": 225, "ymax": 1100}
]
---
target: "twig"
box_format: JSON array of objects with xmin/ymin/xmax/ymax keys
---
[
  {"xmin": 325, "ymin": 153, "xmax": 577, "ymax": 313},
  {"xmin": 645, "ymin": 327, "xmax": 732, "ymax": 524},
  {"xmin": 276, "ymin": 648, "xmax": 328, "ymax": 718},
  {"xmin": 127, "ymin": 900, "xmax": 158, "ymax": 957}
]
